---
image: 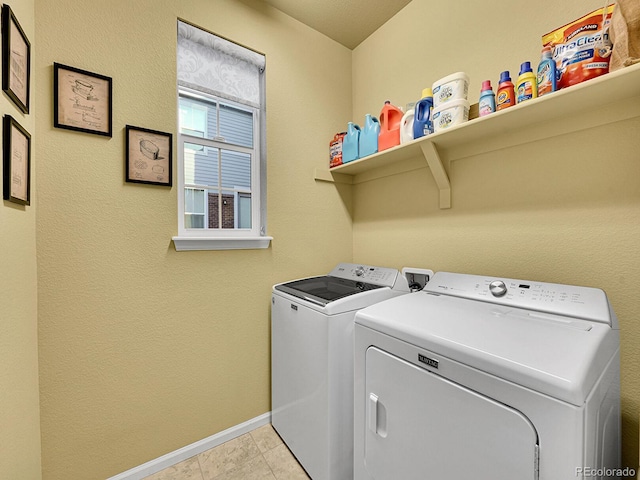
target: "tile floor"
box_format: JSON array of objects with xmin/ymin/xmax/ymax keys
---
[{"xmin": 143, "ymin": 424, "xmax": 310, "ymax": 480}]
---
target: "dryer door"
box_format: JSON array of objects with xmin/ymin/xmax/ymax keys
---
[{"xmin": 364, "ymin": 347, "xmax": 539, "ymax": 480}]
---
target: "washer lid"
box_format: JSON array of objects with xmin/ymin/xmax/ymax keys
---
[
  {"xmin": 275, "ymin": 275, "xmax": 384, "ymax": 307},
  {"xmin": 274, "ymin": 263, "xmax": 401, "ymax": 307},
  {"xmin": 356, "ymin": 291, "xmax": 619, "ymax": 406}
]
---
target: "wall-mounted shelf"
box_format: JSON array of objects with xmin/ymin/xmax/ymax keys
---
[{"xmin": 315, "ymin": 62, "xmax": 640, "ymax": 209}]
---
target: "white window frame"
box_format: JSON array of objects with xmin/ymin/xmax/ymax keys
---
[{"xmin": 173, "ymin": 90, "xmax": 271, "ymax": 251}]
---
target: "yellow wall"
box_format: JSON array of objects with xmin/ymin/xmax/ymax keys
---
[
  {"xmin": 34, "ymin": 0, "xmax": 352, "ymax": 478},
  {"xmin": 353, "ymin": 0, "xmax": 640, "ymax": 470},
  {"xmin": 27, "ymin": 0, "xmax": 639, "ymax": 478},
  {"xmin": 0, "ymin": 0, "xmax": 41, "ymax": 478}
]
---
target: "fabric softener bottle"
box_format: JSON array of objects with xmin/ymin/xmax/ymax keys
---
[{"xmin": 478, "ymin": 80, "xmax": 496, "ymax": 117}]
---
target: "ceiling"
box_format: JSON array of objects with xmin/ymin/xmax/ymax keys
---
[{"xmin": 261, "ymin": 0, "xmax": 412, "ymax": 49}]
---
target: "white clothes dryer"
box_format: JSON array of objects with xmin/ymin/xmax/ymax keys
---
[
  {"xmin": 354, "ymin": 272, "xmax": 620, "ymax": 480},
  {"xmin": 272, "ymin": 263, "xmax": 432, "ymax": 480}
]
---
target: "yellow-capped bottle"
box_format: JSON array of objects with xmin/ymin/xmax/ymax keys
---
[{"xmin": 516, "ymin": 61, "xmax": 537, "ymax": 104}]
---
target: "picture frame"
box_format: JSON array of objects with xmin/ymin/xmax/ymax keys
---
[
  {"xmin": 2, "ymin": 4, "xmax": 31, "ymax": 114},
  {"xmin": 3, "ymin": 115, "xmax": 31, "ymax": 205},
  {"xmin": 125, "ymin": 125, "xmax": 173, "ymax": 187},
  {"xmin": 53, "ymin": 62, "xmax": 112, "ymax": 137}
]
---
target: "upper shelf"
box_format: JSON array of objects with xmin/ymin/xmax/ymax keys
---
[{"xmin": 318, "ymin": 62, "xmax": 640, "ymax": 183}]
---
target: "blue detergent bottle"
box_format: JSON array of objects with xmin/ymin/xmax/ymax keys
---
[
  {"xmin": 342, "ymin": 122, "xmax": 361, "ymax": 163},
  {"xmin": 359, "ymin": 114, "xmax": 380, "ymax": 157},
  {"xmin": 413, "ymin": 88, "xmax": 433, "ymax": 139},
  {"xmin": 537, "ymin": 46, "xmax": 557, "ymax": 97}
]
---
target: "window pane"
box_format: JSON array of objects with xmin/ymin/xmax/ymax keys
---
[
  {"xmin": 179, "ymin": 96, "xmax": 217, "ymax": 140},
  {"xmin": 206, "ymin": 189, "xmax": 234, "ymax": 229},
  {"xmin": 185, "ymin": 214, "xmax": 205, "ymax": 229},
  {"xmin": 184, "ymin": 143, "xmax": 219, "ymax": 186},
  {"xmin": 220, "ymin": 150, "xmax": 251, "ymax": 190},
  {"xmin": 185, "ymin": 188, "xmax": 205, "ymax": 229},
  {"xmin": 219, "ymin": 103, "xmax": 253, "ymax": 147},
  {"xmin": 238, "ymin": 193, "xmax": 252, "ymax": 229}
]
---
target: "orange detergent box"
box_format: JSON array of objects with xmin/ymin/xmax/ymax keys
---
[
  {"xmin": 330, "ymin": 132, "xmax": 346, "ymax": 168},
  {"xmin": 542, "ymin": 5, "xmax": 614, "ymax": 90}
]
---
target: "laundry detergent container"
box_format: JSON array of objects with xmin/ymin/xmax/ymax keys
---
[
  {"xmin": 359, "ymin": 114, "xmax": 380, "ymax": 157},
  {"xmin": 342, "ymin": 122, "xmax": 361, "ymax": 163},
  {"xmin": 432, "ymin": 99, "xmax": 470, "ymax": 133},
  {"xmin": 378, "ymin": 101, "xmax": 403, "ymax": 151},
  {"xmin": 432, "ymin": 72, "xmax": 470, "ymax": 108}
]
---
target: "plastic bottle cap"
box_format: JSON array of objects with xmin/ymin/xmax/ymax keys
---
[
  {"xmin": 421, "ymin": 87, "xmax": 433, "ymax": 99},
  {"xmin": 519, "ymin": 62, "xmax": 532, "ymax": 75},
  {"xmin": 499, "ymin": 71, "xmax": 511, "ymax": 83},
  {"xmin": 481, "ymin": 80, "xmax": 492, "ymax": 92}
]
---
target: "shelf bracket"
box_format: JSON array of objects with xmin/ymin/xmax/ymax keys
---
[
  {"xmin": 420, "ymin": 141, "xmax": 451, "ymax": 209},
  {"xmin": 314, "ymin": 168, "xmax": 353, "ymax": 185}
]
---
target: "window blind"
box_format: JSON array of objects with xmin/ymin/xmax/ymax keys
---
[{"xmin": 177, "ymin": 20, "xmax": 265, "ymax": 108}]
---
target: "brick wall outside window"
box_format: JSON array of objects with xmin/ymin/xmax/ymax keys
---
[{"xmin": 208, "ymin": 193, "xmax": 235, "ymax": 228}]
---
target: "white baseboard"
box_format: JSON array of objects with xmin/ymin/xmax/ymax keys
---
[{"xmin": 107, "ymin": 412, "xmax": 272, "ymax": 480}]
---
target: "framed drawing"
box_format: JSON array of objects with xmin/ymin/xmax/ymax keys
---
[
  {"xmin": 3, "ymin": 115, "xmax": 31, "ymax": 205},
  {"xmin": 53, "ymin": 62, "xmax": 112, "ymax": 137},
  {"xmin": 2, "ymin": 4, "xmax": 31, "ymax": 113},
  {"xmin": 125, "ymin": 125, "xmax": 173, "ymax": 187}
]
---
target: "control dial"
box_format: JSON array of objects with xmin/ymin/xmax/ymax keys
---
[
  {"xmin": 355, "ymin": 266, "xmax": 366, "ymax": 277},
  {"xmin": 489, "ymin": 280, "xmax": 508, "ymax": 297}
]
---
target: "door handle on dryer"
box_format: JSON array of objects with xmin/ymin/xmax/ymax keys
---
[{"xmin": 368, "ymin": 393, "xmax": 387, "ymax": 437}]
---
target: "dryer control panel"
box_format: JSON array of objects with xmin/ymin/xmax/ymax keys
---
[
  {"xmin": 329, "ymin": 263, "xmax": 399, "ymax": 287},
  {"xmin": 425, "ymin": 272, "xmax": 615, "ymax": 327}
]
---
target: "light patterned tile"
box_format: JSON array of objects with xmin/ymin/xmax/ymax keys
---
[
  {"xmin": 263, "ymin": 444, "xmax": 310, "ymax": 480},
  {"xmin": 250, "ymin": 424, "xmax": 283, "ymax": 453},
  {"xmin": 213, "ymin": 454, "xmax": 276, "ymax": 480},
  {"xmin": 143, "ymin": 456, "xmax": 203, "ymax": 480},
  {"xmin": 198, "ymin": 433, "xmax": 261, "ymax": 479}
]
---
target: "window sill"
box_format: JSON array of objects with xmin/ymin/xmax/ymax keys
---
[{"xmin": 172, "ymin": 236, "xmax": 273, "ymax": 251}]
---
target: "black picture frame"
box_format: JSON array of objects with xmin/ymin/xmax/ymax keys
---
[
  {"xmin": 53, "ymin": 62, "xmax": 112, "ymax": 137},
  {"xmin": 3, "ymin": 115, "xmax": 31, "ymax": 205},
  {"xmin": 2, "ymin": 4, "xmax": 31, "ymax": 114},
  {"xmin": 125, "ymin": 125, "xmax": 173, "ymax": 187}
]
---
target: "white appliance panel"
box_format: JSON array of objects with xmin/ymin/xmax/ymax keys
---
[
  {"xmin": 356, "ymin": 291, "xmax": 615, "ymax": 405},
  {"xmin": 271, "ymin": 294, "xmax": 355, "ymax": 479},
  {"xmin": 354, "ymin": 271, "xmax": 620, "ymax": 480},
  {"xmin": 364, "ymin": 347, "xmax": 538, "ymax": 480}
]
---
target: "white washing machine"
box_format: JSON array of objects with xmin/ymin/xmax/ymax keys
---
[
  {"xmin": 272, "ymin": 263, "xmax": 432, "ymax": 480},
  {"xmin": 354, "ymin": 271, "xmax": 620, "ymax": 480}
]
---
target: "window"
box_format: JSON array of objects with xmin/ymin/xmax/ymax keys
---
[{"xmin": 173, "ymin": 20, "xmax": 271, "ymax": 251}]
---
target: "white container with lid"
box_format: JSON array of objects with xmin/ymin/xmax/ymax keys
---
[
  {"xmin": 432, "ymin": 98, "xmax": 470, "ymax": 133},
  {"xmin": 432, "ymin": 72, "xmax": 470, "ymax": 108}
]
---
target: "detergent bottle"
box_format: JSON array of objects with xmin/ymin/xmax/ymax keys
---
[
  {"xmin": 359, "ymin": 114, "xmax": 380, "ymax": 157},
  {"xmin": 478, "ymin": 80, "xmax": 496, "ymax": 117},
  {"xmin": 342, "ymin": 122, "xmax": 360, "ymax": 163},
  {"xmin": 496, "ymin": 71, "xmax": 515, "ymax": 111},
  {"xmin": 400, "ymin": 109, "xmax": 415, "ymax": 144},
  {"xmin": 516, "ymin": 61, "xmax": 537, "ymax": 104},
  {"xmin": 378, "ymin": 101, "xmax": 403, "ymax": 151},
  {"xmin": 413, "ymin": 88, "xmax": 433, "ymax": 139},
  {"xmin": 537, "ymin": 47, "xmax": 557, "ymax": 97}
]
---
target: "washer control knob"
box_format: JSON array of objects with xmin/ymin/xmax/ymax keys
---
[
  {"xmin": 489, "ymin": 280, "xmax": 508, "ymax": 297},
  {"xmin": 355, "ymin": 266, "xmax": 366, "ymax": 277}
]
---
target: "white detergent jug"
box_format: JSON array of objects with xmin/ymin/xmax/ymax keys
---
[{"xmin": 400, "ymin": 109, "xmax": 415, "ymax": 144}]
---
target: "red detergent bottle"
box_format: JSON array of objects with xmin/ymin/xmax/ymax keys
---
[
  {"xmin": 378, "ymin": 101, "xmax": 403, "ymax": 151},
  {"xmin": 496, "ymin": 71, "xmax": 515, "ymax": 111}
]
